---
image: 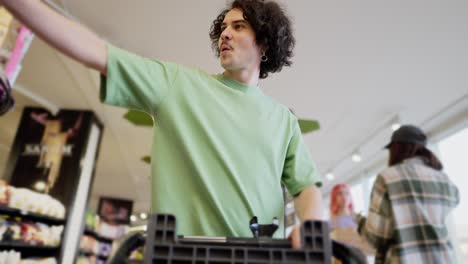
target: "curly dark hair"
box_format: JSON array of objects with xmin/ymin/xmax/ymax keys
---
[{"xmin": 209, "ymin": 0, "xmax": 295, "ymax": 79}]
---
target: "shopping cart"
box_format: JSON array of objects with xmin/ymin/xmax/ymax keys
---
[{"xmin": 107, "ymin": 214, "xmax": 366, "ymax": 264}]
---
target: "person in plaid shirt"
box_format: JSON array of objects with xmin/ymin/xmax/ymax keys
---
[{"xmin": 356, "ymin": 125, "xmax": 460, "ymax": 264}]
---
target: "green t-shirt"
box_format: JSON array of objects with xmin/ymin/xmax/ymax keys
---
[{"xmin": 100, "ymin": 44, "xmax": 321, "ymax": 237}]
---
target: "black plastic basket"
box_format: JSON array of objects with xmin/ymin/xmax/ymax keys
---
[{"xmin": 143, "ymin": 214, "xmax": 332, "ymax": 264}]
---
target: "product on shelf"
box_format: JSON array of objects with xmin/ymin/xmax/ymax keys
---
[
  {"xmin": 7, "ymin": 186, "xmax": 66, "ymax": 219},
  {"xmin": 80, "ymin": 233, "xmax": 113, "ymax": 258},
  {"xmin": 0, "ymin": 250, "xmax": 57, "ymax": 264},
  {"xmin": 0, "ymin": 181, "xmax": 66, "ymax": 219},
  {"xmin": 0, "ymin": 216, "xmax": 22, "ymax": 241},
  {"xmin": 0, "ymin": 250, "xmax": 20, "ymax": 263},
  {"xmin": 36, "ymin": 223, "xmax": 63, "ymax": 247},
  {"xmin": 96, "ymin": 221, "xmax": 128, "ymax": 240},
  {"xmin": 0, "ymin": 215, "xmax": 63, "ymax": 246},
  {"xmin": 21, "ymin": 258, "xmax": 57, "ymax": 264},
  {"xmin": 20, "ymin": 221, "xmax": 41, "ymax": 244},
  {"xmin": 80, "ymin": 235, "xmax": 98, "ymax": 255},
  {"xmin": 97, "ymin": 242, "xmax": 112, "ymax": 257},
  {"xmin": 0, "ymin": 180, "xmax": 10, "ymax": 205},
  {"xmin": 76, "ymin": 255, "xmax": 105, "ymax": 264},
  {"xmin": 84, "ymin": 211, "xmax": 99, "ymax": 231},
  {"xmin": 80, "ymin": 210, "xmax": 131, "ymax": 263},
  {"xmin": 85, "ymin": 210, "xmax": 128, "ymax": 240}
]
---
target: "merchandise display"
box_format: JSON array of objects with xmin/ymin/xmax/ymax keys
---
[
  {"xmin": 79, "ymin": 235, "xmax": 112, "ymax": 258},
  {"xmin": 83, "ymin": 210, "xmax": 127, "ymax": 240},
  {"xmin": 78, "ymin": 210, "xmax": 129, "ymax": 264},
  {"xmin": 76, "ymin": 255, "xmax": 104, "ymax": 264},
  {"xmin": 8, "ymin": 188, "xmax": 65, "ymax": 219},
  {"xmin": 0, "ymin": 215, "xmax": 63, "ymax": 246},
  {"xmin": 0, "ymin": 250, "xmax": 57, "ymax": 263},
  {"xmin": 0, "ymin": 181, "xmax": 66, "ymax": 219},
  {"xmin": 0, "ymin": 181, "xmax": 65, "ymax": 260},
  {"xmin": 2, "ymin": 105, "xmax": 104, "ymax": 263},
  {"xmin": 95, "ymin": 220, "xmax": 127, "ymax": 240}
]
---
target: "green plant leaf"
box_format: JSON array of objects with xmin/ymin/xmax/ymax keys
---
[
  {"xmin": 298, "ymin": 119, "xmax": 320, "ymax": 134},
  {"xmin": 142, "ymin": 156, "xmax": 151, "ymax": 164},
  {"xmin": 124, "ymin": 110, "xmax": 153, "ymax": 126}
]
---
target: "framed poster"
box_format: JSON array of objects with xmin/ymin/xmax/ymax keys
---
[
  {"xmin": 4, "ymin": 107, "xmax": 101, "ymax": 208},
  {"xmin": 97, "ymin": 197, "xmax": 133, "ymax": 225}
]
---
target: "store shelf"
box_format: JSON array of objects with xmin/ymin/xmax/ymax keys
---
[
  {"xmin": 83, "ymin": 228, "xmax": 113, "ymax": 244},
  {"xmin": 79, "ymin": 249, "xmax": 108, "ymax": 260},
  {"xmin": 127, "ymin": 260, "xmax": 143, "ymax": 264},
  {"xmin": 0, "ymin": 205, "xmax": 65, "ymax": 225},
  {"xmin": 0, "ymin": 241, "xmax": 60, "ymax": 258}
]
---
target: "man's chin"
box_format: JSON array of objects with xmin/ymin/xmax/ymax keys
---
[{"xmin": 220, "ymin": 61, "xmax": 233, "ymax": 70}]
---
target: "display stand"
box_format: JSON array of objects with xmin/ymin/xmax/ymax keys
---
[
  {"xmin": 0, "ymin": 204, "xmax": 64, "ymax": 259},
  {"xmin": 0, "ymin": 242, "xmax": 60, "ymax": 258},
  {"xmin": 2, "ymin": 107, "xmax": 104, "ymax": 263},
  {"xmin": 0, "ymin": 205, "xmax": 65, "ymax": 225},
  {"xmin": 78, "ymin": 227, "xmax": 114, "ymax": 262},
  {"xmin": 83, "ymin": 228, "xmax": 114, "ymax": 244}
]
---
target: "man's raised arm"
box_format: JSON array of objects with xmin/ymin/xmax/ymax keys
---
[{"xmin": 2, "ymin": 0, "xmax": 107, "ymax": 75}]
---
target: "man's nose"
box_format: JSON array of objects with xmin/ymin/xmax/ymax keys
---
[{"xmin": 221, "ymin": 28, "xmax": 232, "ymax": 40}]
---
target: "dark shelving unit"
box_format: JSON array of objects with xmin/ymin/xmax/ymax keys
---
[
  {"xmin": 0, "ymin": 241, "xmax": 60, "ymax": 258},
  {"xmin": 83, "ymin": 228, "xmax": 114, "ymax": 244},
  {"xmin": 0, "ymin": 205, "xmax": 66, "ymax": 225},
  {"xmin": 79, "ymin": 248, "xmax": 109, "ymax": 260},
  {"xmin": 0, "ymin": 205, "xmax": 65, "ymax": 260}
]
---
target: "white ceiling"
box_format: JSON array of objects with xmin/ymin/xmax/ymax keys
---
[{"xmin": 1, "ymin": 0, "xmax": 467, "ymax": 215}]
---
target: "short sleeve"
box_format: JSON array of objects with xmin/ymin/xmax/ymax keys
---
[
  {"xmin": 281, "ymin": 121, "xmax": 321, "ymax": 196},
  {"xmin": 100, "ymin": 43, "xmax": 180, "ymax": 114}
]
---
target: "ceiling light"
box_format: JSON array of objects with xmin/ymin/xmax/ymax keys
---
[
  {"xmin": 391, "ymin": 123, "xmax": 401, "ymax": 131},
  {"xmin": 130, "ymin": 215, "xmax": 137, "ymax": 222},
  {"xmin": 325, "ymin": 172, "xmax": 334, "ymax": 181},
  {"xmin": 139, "ymin": 212, "xmax": 148, "ymax": 220},
  {"xmin": 33, "ymin": 181, "xmax": 46, "ymax": 192},
  {"xmin": 391, "ymin": 115, "xmax": 402, "ymax": 131},
  {"xmin": 351, "ymin": 151, "xmax": 362, "ymax": 163}
]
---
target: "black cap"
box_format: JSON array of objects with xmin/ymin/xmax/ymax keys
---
[{"xmin": 384, "ymin": 125, "xmax": 427, "ymax": 149}]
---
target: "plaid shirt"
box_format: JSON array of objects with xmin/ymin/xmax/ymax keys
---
[{"xmin": 357, "ymin": 157, "xmax": 459, "ymax": 264}]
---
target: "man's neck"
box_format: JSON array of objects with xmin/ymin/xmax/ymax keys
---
[{"xmin": 223, "ymin": 69, "xmax": 260, "ymax": 87}]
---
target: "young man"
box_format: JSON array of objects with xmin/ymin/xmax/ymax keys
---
[
  {"xmin": 2, "ymin": 0, "xmax": 323, "ymax": 246},
  {"xmin": 357, "ymin": 125, "xmax": 459, "ymax": 263}
]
